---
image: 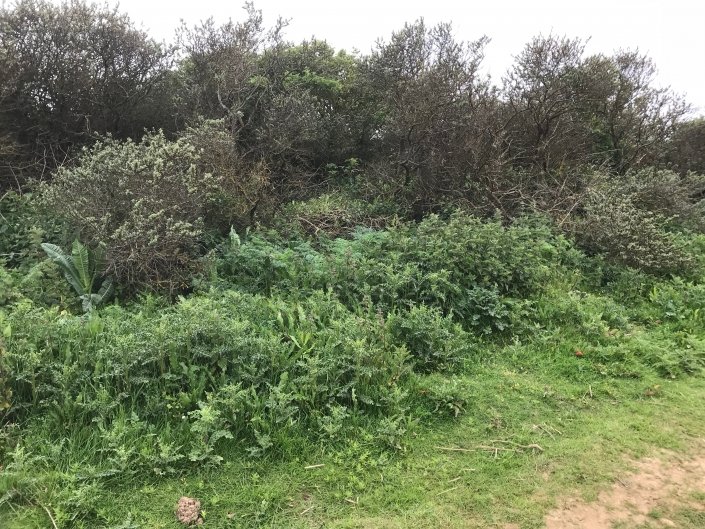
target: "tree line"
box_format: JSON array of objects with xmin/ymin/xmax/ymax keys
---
[
  {"xmin": 2, "ymin": 1, "xmax": 702, "ymax": 203},
  {"xmin": 2, "ymin": 0, "xmax": 705, "ymax": 292}
]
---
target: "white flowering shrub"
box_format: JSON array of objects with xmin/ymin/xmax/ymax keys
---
[{"xmin": 42, "ymin": 124, "xmax": 268, "ymax": 292}]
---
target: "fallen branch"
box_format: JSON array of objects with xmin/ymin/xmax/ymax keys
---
[
  {"xmin": 436, "ymin": 440, "xmax": 544, "ymax": 458},
  {"xmin": 436, "ymin": 486, "xmax": 459, "ymax": 496},
  {"xmin": 38, "ymin": 502, "xmax": 58, "ymax": 529},
  {"xmin": 488, "ymin": 440, "xmax": 545, "ymax": 452}
]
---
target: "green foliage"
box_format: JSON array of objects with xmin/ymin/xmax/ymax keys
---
[
  {"xmin": 0, "ymin": 192, "xmax": 64, "ymax": 269},
  {"xmin": 3, "ymin": 5, "xmax": 705, "ymax": 526},
  {"xmin": 274, "ymin": 192, "xmax": 396, "ymax": 239},
  {"xmin": 386, "ymin": 305, "xmax": 474, "ymax": 372},
  {"xmin": 221, "ymin": 212, "xmax": 569, "ymax": 334},
  {"xmin": 0, "ymin": 266, "xmax": 20, "ymax": 306},
  {"xmin": 41, "ymin": 241, "xmax": 113, "ymax": 312},
  {"xmin": 0, "ymin": 319, "xmax": 12, "ymax": 413},
  {"xmin": 667, "ymin": 117, "xmax": 705, "ymax": 175},
  {"xmin": 601, "ymin": 169, "xmax": 705, "ymax": 232},
  {"xmin": 648, "ymin": 279, "xmax": 705, "ymax": 333},
  {"xmin": 415, "ymin": 374, "xmax": 474, "ymax": 418},
  {"xmin": 178, "ymin": 119, "xmax": 272, "ymax": 233},
  {"xmin": 637, "ymin": 332, "xmax": 705, "ymax": 379},
  {"xmin": 1, "ymin": 290, "xmax": 410, "ymax": 474},
  {"xmin": 0, "ymin": 259, "xmax": 76, "ymax": 310},
  {"xmin": 217, "ymin": 231, "xmax": 328, "ymax": 297},
  {"xmin": 3, "ymin": 209, "xmax": 705, "ymax": 526},
  {"xmin": 223, "ymin": 214, "xmax": 595, "ymax": 338},
  {"xmin": 40, "ymin": 125, "xmax": 268, "ymax": 293},
  {"xmin": 574, "ymin": 191, "xmax": 698, "ymax": 276}
]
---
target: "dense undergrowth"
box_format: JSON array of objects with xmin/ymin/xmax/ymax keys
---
[
  {"xmin": 1, "ymin": 2, "xmax": 705, "ymax": 526},
  {"xmin": 1, "ymin": 210, "xmax": 705, "ymax": 527}
]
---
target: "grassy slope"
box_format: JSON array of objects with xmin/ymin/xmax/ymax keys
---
[{"xmin": 6, "ymin": 338, "xmax": 705, "ymax": 529}]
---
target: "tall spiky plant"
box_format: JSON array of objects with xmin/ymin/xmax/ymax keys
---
[{"xmin": 41, "ymin": 240, "xmax": 114, "ymax": 312}]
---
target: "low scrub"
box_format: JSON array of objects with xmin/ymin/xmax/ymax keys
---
[
  {"xmin": 40, "ymin": 121, "xmax": 270, "ymax": 294},
  {"xmin": 220, "ymin": 212, "xmax": 574, "ymax": 333},
  {"xmin": 2, "ymin": 211, "xmax": 705, "ymax": 527},
  {"xmin": 1, "ymin": 291, "xmax": 413, "ymax": 470}
]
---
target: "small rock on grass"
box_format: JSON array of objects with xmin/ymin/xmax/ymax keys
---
[{"xmin": 176, "ymin": 496, "xmax": 204, "ymax": 526}]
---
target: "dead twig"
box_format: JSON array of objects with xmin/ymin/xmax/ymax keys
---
[
  {"xmin": 487, "ymin": 440, "xmax": 545, "ymax": 452},
  {"xmin": 38, "ymin": 502, "xmax": 58, "ymax": 529},
  {"xmin": 616, "ymin": 476, "xmax": 630, "ymax": 488},
  {"xmin": 436, "ymin": 486, "xmax": 459, "ymax": 496},
  {"xmin": 436, "ymin": 440, "xmax": 544, "ymax": 458}
]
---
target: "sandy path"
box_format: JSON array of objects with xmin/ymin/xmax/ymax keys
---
[{"xmin": 544, "ymin": 447, "xmax": 705, "ymax": 528}]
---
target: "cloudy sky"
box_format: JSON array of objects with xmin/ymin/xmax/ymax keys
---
[{"xmin": 103, "ymin": 0, "xmax": 705, "ymax": 113}]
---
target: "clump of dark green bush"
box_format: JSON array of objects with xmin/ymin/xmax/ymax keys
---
[
  {"xmin": 1, "ymin": 290, "xmax": 412, "ymax": 470},
  {"xmin": 574, "ymin": 192, "xmax": 699, "ymax": 276},
  {"xmin": 606, "ymin": 169, "xmax": 705, "ymax": 232},
  {"xmin": 0, "ymin": 192, "xmax": 66, "ymax": 269},
  {"xmin": 568, "ymin": 169, "xmax": 705, "ymax": 277},
  {"xmin": 216, "ymin": 229, "xmax": 328, "ymax": 297},
  {"xmin": 219, "ymin": 211, "xmax": 574, "ymax": 334},
  {"xmin": 0, "ymin": 261, "xmax": 73, "ymax": 310},
  {"xmin": 386, "ymin": 305, "xmax": 475, "ymax": 372}
]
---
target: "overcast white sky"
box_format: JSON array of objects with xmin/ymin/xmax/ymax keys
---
[{"xmin": 107, "ymin": 0, "xmax": 705, "ymax": 113}]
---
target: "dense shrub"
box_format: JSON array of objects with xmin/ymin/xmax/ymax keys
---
[
  {"xmin": 0, "ymin": 265, "xmax": 19, "ymax": 306},
  {"xmin": 1, "ymin": 290, "xmax": 411, "ymax": 469},
  {"xmin": 603, "ymin": 169, "xmax": 705, "ymax": 232},
  {"xmin": 0, "ymin": 261, "xmax": 73, "ymax": 309},
  {"xmin": 0, "ymin": 0, "xmax": 172, "ymax": 190},
  {"xmin": 574, "ymin": 192, "xmax": 697, "ymax": 276},
  {"xmin": 325, "ymin": 213, "xmax": 567, "ymax": 332},
  {"xmin": 274, "ymin": 192, "xmax": 396, "ymax": 239},
  {"xmin": 667, "ymin": 117, "xmax": 705, "ymax": 175},
  {"xmin": 648, "ymin": 279, "xmax": 705, "ymax": 333},
  {"xmin": 219, "ymin": 212, "xmax": 572, "ymax": 333},
  {"xmin": 2, "ymin": 204, "xmax": 705, "ymax": 527},
  {"xmin": 0, "ymin": 192, "xmax": 65, "ymax": 269},
  {"xmin": 179, "ymin": 120, "xmax": 273, "ymax": 232},
  {"xmin": 3, "ymin": 5, "xmax": 705, "ymax": 525},
  {"xmin": 41, "ymin": 132, "xmax": 209, "ymax": 292},
  {"xmin": 41, "ymin": 122, "xmax": 269, "ymax": 293},
  {"xmin": 386, "ymin": 305, "xmax": 475, "ymax": 372},
  {"xmin": 217, "ymin": 231, "xmax": 328, "ymax": 296}
]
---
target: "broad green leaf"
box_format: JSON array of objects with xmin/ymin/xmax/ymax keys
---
[
  {"xmin": 41, "ymin": 242, "xmax": 84, "ymax": 295},
  {"xmin": 72, "ymin": 240, "xmax": 93, "ymax": 293}
]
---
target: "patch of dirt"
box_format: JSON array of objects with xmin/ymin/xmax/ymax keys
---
[{"xmin": 545, "ymin": 449, "xmax": 705, "ymax": 529}]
